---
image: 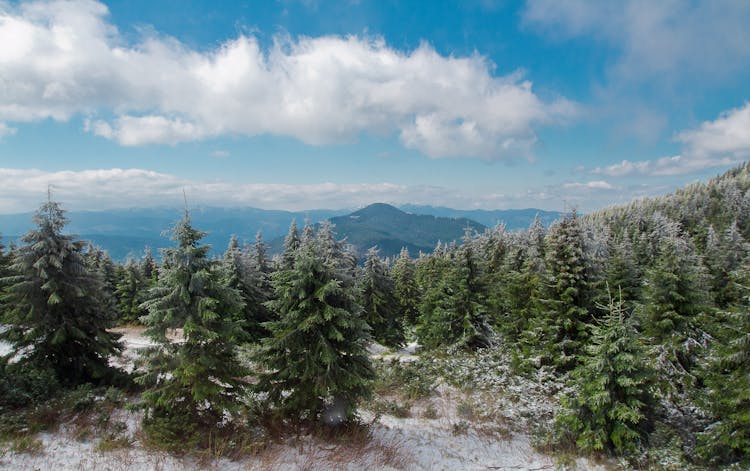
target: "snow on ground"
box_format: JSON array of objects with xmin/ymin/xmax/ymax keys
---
[{"xmin": 1, "ymin": 329, "xmax": 610, "ymax": 470}]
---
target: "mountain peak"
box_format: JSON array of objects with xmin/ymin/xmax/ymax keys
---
[{"xmin": 351, "ymin": 203, "xmax": 404, "ymax": 218}]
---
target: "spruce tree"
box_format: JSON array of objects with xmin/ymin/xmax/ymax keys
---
[
  {"xmin": 556, "ymin": 289, "xmax": 654, "ymax": 455},
  {"xmin": 416, "ymin": 243, "xmax": 493, "ymax": 351},
  {"xmin": 255, "ymin": 238, "xmax": 374, "ymax": 423},
  {"xmin": 138, "ymin": 212, "xmax": 248, "ymax": 434},
  {"xmin": 391, "ymin": 248, "xmax": 420, "ymax": 326},
  {"xmin": 115, "ymin": 259, "xmax": 147, "ymax": 324},
  {"xmin": 141, "ymin": 246, "xmax": 158, "ymax": 284},
  {"xmin": 640, "ymin": 234, "xmax": 710, "ymax": 380},
  {"xmin": 222, "ymin": 235, "xmax": 271, "ymax": 342},
  {"xmin": 0, "ymin": 198, "xmax": 122, "ymax": 385},
  {"xmin": 359, "ymin": 247, "xmax": 405, "ymax": 348},
  {"xmin": 697, "ymin": 261, "xmax": 750, "ymax": 465},
  {"xmin": 281, "ymin": 220, "xmax": 300, "ymax": 269},
  {"xmin": 538, "ymin": 211, "xmax": 592, "ymax": 371}
]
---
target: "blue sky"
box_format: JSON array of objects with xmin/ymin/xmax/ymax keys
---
[{"xmin": 0, "ymin": 0, "xmax": 749, "ymax": 213}]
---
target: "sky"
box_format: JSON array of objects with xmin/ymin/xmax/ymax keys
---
[{"xmin": 0, "ymin": 0, "xmax": 749, "ymax": 214}]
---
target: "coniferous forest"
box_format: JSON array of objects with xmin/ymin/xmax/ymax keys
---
[{"xmin": 2, "ymin": 164, "xmax": 750, "ymax": 468}]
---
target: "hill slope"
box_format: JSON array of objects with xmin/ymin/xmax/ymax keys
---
[{"xmin": 326, "ymin": 203, "xmax": 486, "ymax": 258}]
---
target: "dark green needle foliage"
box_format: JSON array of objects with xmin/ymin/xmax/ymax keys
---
[
  {"xmin": 556, "ymin": 289, "xmax": 654, "ymax": 455},
  {"xmin": 697, "ymin": 262, "xmax": 750, "ymax": 465},
  {"xmin": 391, "ymin": 248, "xmax": 421, "ymax": 327},
  {"xmin": 255, "ymin": 238, "xmax": 374, "ymax": 424},
  {"xmin": 359, "ymin": 247, "xmax": 405, "ymax": 348},
  {"xmin": 115, "ymin": 259, "xmax": 147, "ymax": 324},
  {"xmin": 137, "ymin": 211, "xmax": 248, "ymax": 441},
  {"xmin": 0, "ymin": 198, "xmax": 122, "ymax": 386}
]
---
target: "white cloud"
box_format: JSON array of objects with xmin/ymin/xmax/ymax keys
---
[
  {"xmin": 0, "ymin": 122, "xmax": 16, "ymax": 138},
  {"xmin": 562, "ymin": 181, "xmax": 614, "ymax": 190},
  {"xmin": 523, "ymin": 0, "xmax": 750, "ymax": 83},
  {"xmin": 0, "ymin": 168, "xmax": 661, "ymax": 214},
  {"xmin": 0, "ymin": 0, "xmax": 575, "ymax": 159},
  {"xmin": 592, "ymin": 103, "xmax": 750, "ymax": 177}
]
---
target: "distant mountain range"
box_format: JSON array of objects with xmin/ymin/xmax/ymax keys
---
[{"xmin": 0, "ymin": 204, "xmax": 560, "ymax": 261}]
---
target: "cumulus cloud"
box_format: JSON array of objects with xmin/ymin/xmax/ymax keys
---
[
  {"xmin": 562, "ymin": 181, "xmax": 614, "ymax": 190},
  {"xmin": 592, "ymin": 103, "xmax": 750, "ymax": 177},
  {"xmin": 0, "ymin": 0, "xmax": 574, "ymax": 159},
  {"xmin": 523, "ymin": 0, "xmax": 750, "ymax": 83}
]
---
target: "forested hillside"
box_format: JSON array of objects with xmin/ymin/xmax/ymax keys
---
[{"xmin": 2, "ymin": 164, "xmax": 750, "ymax": 468}]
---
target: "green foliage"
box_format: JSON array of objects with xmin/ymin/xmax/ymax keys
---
[
  {"xmin": 114, "ymin": 259, "xmax": 147, "ymax": 324},
  {"xmin": 222, "ymin": 235, "xmax": 272, "ymax": 343},
  {"xmin": 0, "ymin": 198, "xmax": 122, "ymax": 386},
  {"xmin": 556, "ymin": 290, "xmax": 655, "ymax": 455},
  {"xmin": 138, "ymin": 212, "xmax": 249, "ymax": 433},
  {"xmin": 697, "ymin": 262, "xmax": 750, "ymax": 466},
  {"xmin": 536, "ymin": 211, "xmax": 593, "ymax": 371},
  {"xmin": 372, "ymin": 358, "xmax": 436, "ymax": 400},
  {"xmin": 416, "ymin": 243, "xmax": 493, "ymax": 351},
  {"xmin": 0, "ymin": 359, "xmax": 60, "ymax": 412},
  {"xmin": 391, "ymin": 248, "xmax": 421, "ymax": 326},
  {"xmin": 359, "ymin": 247, "xmax": 405, "ymax": 348},
  {"xmin": 255, "ymin": 237, "xmax": 374, "ymax": 423}
]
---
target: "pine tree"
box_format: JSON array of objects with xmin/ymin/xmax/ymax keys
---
[
  {"xmin": 138, "ymin": 212, "xmax": 248, "ymax": 433},
  {"xmin": 359, "ymin": 247, "xmax": 404, "ymax": 348},
  {"xmin": 391, "ymin": 248, "xmax": 420, "ymax": 326},
  {"xmin": 556, "ymin": 289, "xmax": 654, "ymax": 455},
  {"xmin": 115, "ymin": 259, "xmax": 147, "ymax": 324},
  {"xmin": 0, "ymin": 198, "xmax": 122, "ymax": 385},
  {"xmin": 697, "ymin": 261, "xmax": 750, "ymax": 465},
  {"xmin": 255, "ymin": 238, "xmax": 374, "ymax": 423}
]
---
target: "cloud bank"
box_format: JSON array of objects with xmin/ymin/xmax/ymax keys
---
[
  {"xmin": 0, "ymin": 168, "xmax": 652, "ymax": 215},
  {"xmin": 0, "ymin": 0, "xmax": 574, "ymax": 159},
  {"xmin": 592, "ymin": 103, "xmax": 750, "ymax": 177}
]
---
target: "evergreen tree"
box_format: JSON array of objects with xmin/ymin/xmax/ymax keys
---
[
  {"xmin": 538, "ymin": 211, "xmax": 592, "ymax": 371},
  {"xmin": 391, "ymin": 248, "xmax": 420, "ymax": 326},
  {"xmin": 255, "ymin": 238, "xmax": 374, "ymax": 423},
  {"xmin": 281, "ymin": 220, "xmax": 300, "ymax": 269},
  {"xmin": 416, "ymin": 243, "xmax": 492, "ymax": 351},
  {"xmin": 0, "ymin": 198, "xmax": 122, "ymax": 385},
  {"xmin": 556, "ymin": 289, "xmax": 654, "ymax": 455},
  {"xmin": 697, "ymin": 261, "xmax": 750, "ymax": 465},
  {"xmin": 222, "ymin": 235, "xmax": 271, "ymax": 342},
  {"xmin": 605, "ymin": 235, "xmax": 641, "ymax": 312},
  {"xmin": 115, "ymin": 259, "xmax": 147, "ymax": 324},
  {"xmin": 138, "ymin": 212, "xmax": 248, "ymax": 433},
  {"xmin": 359, "ymin": 247, "xmax": 404, "ymax": 348},
  {"xmin": 141, "ymin": 246, "xmax": 158, "ymax": 284},
  {"xmin": 640, "ymin": 234, "xmax": 710, "ymax": 381}
]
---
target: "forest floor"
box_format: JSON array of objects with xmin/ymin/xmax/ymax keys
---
[{"xmin": 0, "ymin": 329, "xmax": 613, "ymax": 470}]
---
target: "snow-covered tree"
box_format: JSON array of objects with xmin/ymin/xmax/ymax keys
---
[
  {"xmin": 359, "ymin": 247, "xmax": 404, "ymax": 348},
  {"xmin": 391, "ymin": 247, "xmax": 420, "ymax": 326},
  {"xmin": 138, "ymin": 212, "xmax": 248, "ymax": 433},
  {"xmin": 255, "ymin": 238, "xmax": 374, "ymax": 423},
  {"xmin": 115, "ymin": 259, "xmax": 147, "ymax": 324},
  {"xmin": 0, "ymin": 198, "xmax": 122, "ymax": 385},
  {"xmin": 556, "ymin": 288, "xmax": 654, "ymax": 454}
]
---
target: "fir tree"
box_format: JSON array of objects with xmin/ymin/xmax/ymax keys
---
[
  {"xmin": 255, "ymin": 238, "xmax": 374, "ymax": 423},
  {"xmin": 138, "ymin": 211, "xmax": 248, "ymax": 432},
  {"xmin": 556, "ymin": 289, "xmax": 654, "ymax": 455},
  {"xmin": 0, "ymin": 198, "xmax": 122, "ymax": 385},
  {"xmin": 359, "ymin": 247, "xmax": 404, "ymax": 348},
  {"xmin": 141, "ymin": 246, "xmax": 158, "ymax": 284},
  {"xmin": 391, "ymin": 248, "xmax": 420, "ymax": 326}
]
